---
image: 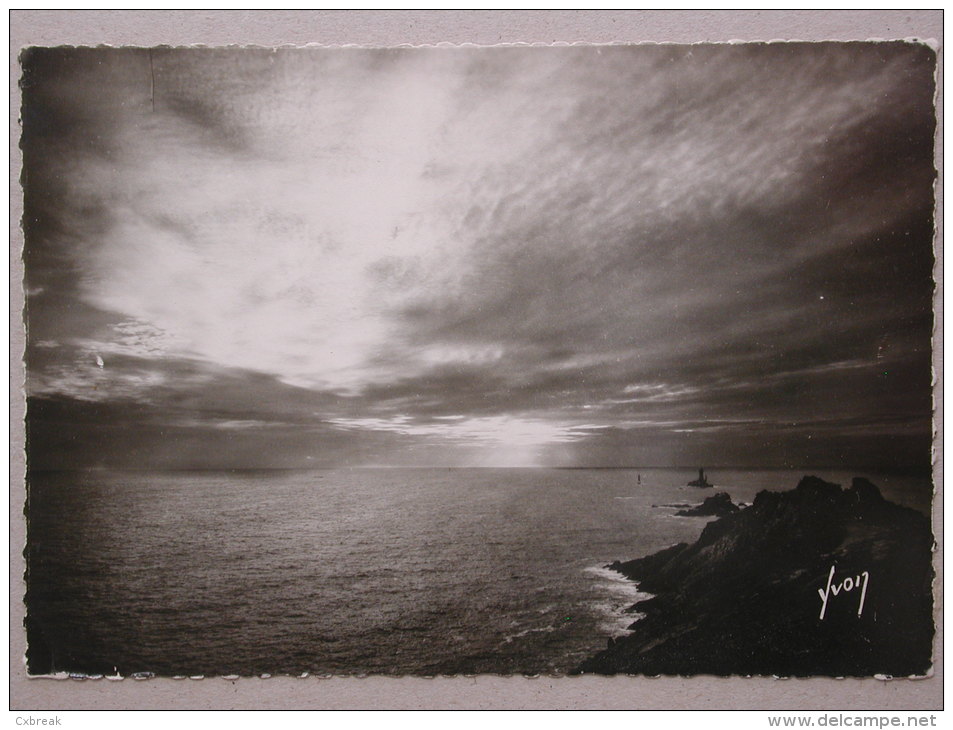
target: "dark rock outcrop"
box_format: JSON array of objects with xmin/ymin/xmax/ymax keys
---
[
  {"xmin": 675, "ymin": 492, "xmax": 739, "ymax": 517},
  {"xmin": 577, "ymin": 476, "xmax": 934, "ymax": 677}
]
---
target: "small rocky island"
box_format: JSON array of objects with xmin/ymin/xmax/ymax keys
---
[
  {"xmin": 675, "ymin": 492, "xmax": 739, "ymax": 517},
  {"xmin": 577, "ymin": 476, "xmax": 934, "ymax": 677}
]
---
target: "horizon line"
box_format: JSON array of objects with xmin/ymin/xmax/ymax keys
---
[{"xmin": 22, "ymin": 464, "xmax": 934, "ymax": 475}]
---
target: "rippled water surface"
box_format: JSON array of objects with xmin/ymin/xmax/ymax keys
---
[{"xmin": 25, "ymin": 467, "xmax": 931, "ymax": 676}]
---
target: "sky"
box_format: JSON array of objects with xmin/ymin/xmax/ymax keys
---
[{"xmin": 21, "ymin": 43, "xmax": 937, "ymax": 470}]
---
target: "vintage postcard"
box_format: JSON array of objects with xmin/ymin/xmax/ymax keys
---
[{"xmin": 18, "ymin": 39, "xmax": 938, "ymax": 687}]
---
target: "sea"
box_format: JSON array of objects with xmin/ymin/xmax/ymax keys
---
[{"xmin": 24, "ymin": 467, "xmax": 932, "ymax": 677}]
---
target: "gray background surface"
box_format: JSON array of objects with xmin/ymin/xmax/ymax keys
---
[{"xmin": 9, "ymin": 10, "xmax": 943, "ymax": 710}]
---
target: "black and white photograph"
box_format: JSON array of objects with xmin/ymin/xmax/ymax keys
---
[{"xmin": 19, "ymin": 40, "xmax": 937, "ymax": 682}]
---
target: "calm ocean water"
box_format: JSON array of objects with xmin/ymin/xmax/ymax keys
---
[{"xmin": 25, "ymin": 467, "xmax": 931, "ymax": 676}]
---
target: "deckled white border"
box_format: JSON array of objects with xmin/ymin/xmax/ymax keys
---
[{"xmin": 9, "ymin": 9, "xmax": 943, "ymax": 711}]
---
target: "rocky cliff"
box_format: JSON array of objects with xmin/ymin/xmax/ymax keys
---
[{"xmin": 576, "ymin": 476, "xmax": 934, "ymax": 677}]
